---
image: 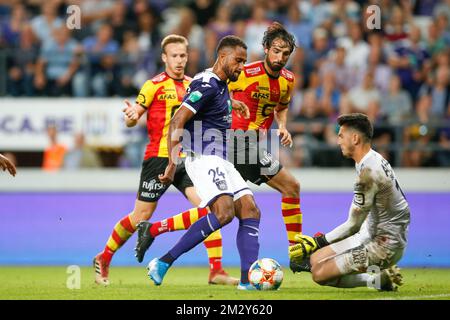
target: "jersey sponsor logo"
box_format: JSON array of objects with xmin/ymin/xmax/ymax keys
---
[
  {"xmin": 281, "ymin": 68, "xmax": 294, "ymax": 81},
  {"xmin": 157, "ymin": 93, "xmax": 177, "ymax": 100},
  {"xmin": 188, "ymin": 90, "xmax": 203, "ymax": 103},
  {"xmin": 246, "ymin": 66, "xmax": 262, "ymax": 75},
  {"xmin": 152, "ymin": 73, "xmax": 167, "ymax": 83},
  {"xmin": 257, "ymin": 86, "xmax": 269, "ymax": 91},
  {"xmin": 142, "ymin": 179, "xmax": 164, "ymax": 191},
  {"xmin": 251, "ymin": 92, "xmax": 269, "ymax": 100},
  {"xmin": 353, "ymin": 192, "xmax": 365, "ymax": 206}
]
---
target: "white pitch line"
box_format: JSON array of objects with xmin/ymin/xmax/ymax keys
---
[{"xmin": 374, "ymin": 293, "xmax": 450, "ymax": 300}]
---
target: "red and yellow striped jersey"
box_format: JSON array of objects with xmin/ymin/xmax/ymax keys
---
[
  {"xmin": 136, "ymin": 72, "xmax": 191, "ymax": 159},
  {"xmin": 228, "ymin": 61, "xmax": 295, "ymax": 130}
]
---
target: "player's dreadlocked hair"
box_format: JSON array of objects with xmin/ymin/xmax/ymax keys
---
[
  {"xmin": 217, "ymin": 35, "xmax": 247, "ymax": 53},
  {"xmin": 262, "ymin": 22, "xmax": 296, "ymax": 53},
  {"xmin": 337, "ymin": 113, "xmax": 374, "ymax": 143}
]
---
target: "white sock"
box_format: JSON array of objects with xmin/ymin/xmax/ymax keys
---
[{"xmin": 328, "ymin": 273, "xmax": 375, "ymax": 288}]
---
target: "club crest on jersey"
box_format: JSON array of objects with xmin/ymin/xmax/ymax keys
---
[
  {"xmin": 215, "ymin": 180, "xmax": 228, "ymax": 191},
  {"xmin": 188, "ymin": 91, "xmax": 202, "ymax": 103}
]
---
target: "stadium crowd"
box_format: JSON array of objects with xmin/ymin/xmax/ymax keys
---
[{"xmin": 0, "ymin": 0, "xmax": 449, "ymax": 168}]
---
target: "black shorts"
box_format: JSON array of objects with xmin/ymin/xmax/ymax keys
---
[
  {"xmin": 229, "ymin": 130, "xmax": 282, "ymax": 185},
  {"xmin": 137, "ymin": 157, "xmax": 193, "ymax": 202}
]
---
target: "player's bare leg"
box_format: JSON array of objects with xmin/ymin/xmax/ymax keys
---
[
  {"xmin": 266, "ymin": 168, "xmax": 302, "ymax": 244},
  {"xmin": 94, "ymin": 200, "xmax": 157, "ymax": 285}
]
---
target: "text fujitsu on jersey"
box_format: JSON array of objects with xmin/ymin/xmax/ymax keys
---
[
  {"xmin": 353, "ymin": 150, "xmax": 410, "ymax": 250},
  {"xmin": 136, "ymin": 72, "xmax": 191, "ymax": 159},
  {"xmin": 228, "ymin": 61, "xmax": 295, "ymax": 131},
  {"xmin": 181, "ymin": 69, "xmax": 232, "ymax": 159}
]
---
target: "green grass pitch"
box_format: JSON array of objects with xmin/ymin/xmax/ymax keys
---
[{"xmin": 1, "ymin": 266, "xmax": 450, "ymax": 300}]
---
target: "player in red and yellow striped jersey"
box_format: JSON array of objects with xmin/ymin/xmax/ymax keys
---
[
  {"xmin": 93, "ymin": 35, "xmax": 237, "ymax": 286},
  {"xmin": 228, "ymin": 22, "xmax": 303, "ymax": 247}
]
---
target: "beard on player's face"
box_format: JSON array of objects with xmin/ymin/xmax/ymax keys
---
[
  {"xmin": 225, "ymin": 64, "xmax": 239, "ymax": 82},
  {"xmin": 265, "ymin": 56, "xmax": 284, "ymax": 72}
]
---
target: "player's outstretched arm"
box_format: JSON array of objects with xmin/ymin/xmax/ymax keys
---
[
  {"xmin": 122, "ymin": 100, "xmax": 146, "ymax": 127},
  {"xmin": 0, "ymin": 153, "xmax": 17, "ymax": 177}
]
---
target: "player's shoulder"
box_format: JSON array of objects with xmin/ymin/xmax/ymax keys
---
[
  {"xmin": 243, "ymin": 61, "xmax": 265, "ymax": 78},
  {"xmin": 280, "ymin": 68, "xmax": 295, "ymax": 82},
  {"xmin": 150, "ymin": 72, "xmax": 170, "ymax": 84},
  {"xmin": 184, "ymin": 74, "xmax": 193, "ymax": 82},
  {"xmin": 191, "ymin": 69, "xmax": 220, "ymax": 88}
]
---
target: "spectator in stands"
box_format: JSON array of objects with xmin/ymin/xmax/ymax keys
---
[
  {"xmin": 388, "ymin": 24, "xmax": 430, "ymax": 101},
  {"xmin": 188, "ymin": 0, "xmax": 220, "ymax": 27},
  {"xmin": 380, "ymin": 74, "xmax": 413, "ymax": 125},
  {"xmin": 336, "ymin": 21, "xmax": 370, "ymax": 71},
  {"xmin": 74, "ymin": 23, "xmax": 119, "ymax": 96},
  {"xmin": 427, "ymin": 20, "xmax": 447, "ymax": 56},
  {"xmin": 365, "ymin": 42, "xmax": 393, "ymax": 94},
  {"xmin": 42, "ymin": 125, "xmax": 67, "ymax": 172},
  {"xmin": 7, "ymin": 24, "xmax": 39, "ymax": 96},
  {"xmin": 64, "ymin": 132, "xmax": 102, "ymax": 169},
  {"xmin": 284, "ymin": 1, "xmax": 313, "ymax": 50},
  {"xmin": 244, "ymin": 3, "xmax": 271, "ymax": 62},
  {"xmin": 298, "ymin": 0, "xmax": 329, "ymax": 29},
  {"xmin": 315, "ymin": 71, "xmax": 342, "ymax": 119},
  {"xmin": 303, "ymin": 27, "xmax": 331, "ymax": 82},
  {"xmin": 320, "ymin": 45, "xmax": 354, "ymax": 92},
  {"xmin": 416, "ymin": 65, "xmax": 450, "ymax": 123},
  {"xmin": 437, "ymin": 127, "xmax": 450, "ymax": 167},
  {"xmin": 30, "ymin": 0, "xmax": 63, "ymax": 42},
  {"xmin": 169, "ymin": 7, "xmax": 203, "ymax": 76},
  {"xmin": 34, "ymin": 25, "xmax": 80, "ymax": 96},
  {"xmin": 205, "ymin": 3, "xmax": 235, "ymax": 67},
  {"xmin": 327, "ymin": 0, "xmax": 360, "ymax": 38},
  {"xmin": 383, "ymin": 5, "xmax": 410, "ymax": 44},
  {"xmin": 0, "ymin": 3, "xmax": 28, "ymax": 48},
  {"xmin": 341, "ymin": 71, "xmax": 381, "ymax": 122}
]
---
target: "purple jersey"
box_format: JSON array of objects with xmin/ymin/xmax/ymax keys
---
[{"xmin": 180, "ymin": 69, "xmax": 232, "ymax": 159}]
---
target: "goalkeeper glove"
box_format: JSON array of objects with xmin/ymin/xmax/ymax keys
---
[{"xmin": 288, "ymin": 233, "xmax": 329, "ymax": 261}]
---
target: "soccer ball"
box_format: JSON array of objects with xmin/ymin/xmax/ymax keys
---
[{"xmin": 248, "ymin": 258, "xmax": 283, "ymax": 290}]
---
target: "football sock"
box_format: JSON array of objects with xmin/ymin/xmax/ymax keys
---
[
  {"xmin": 236, "ymin": 218, "xmax": 260, "ymax": 284},
  {"xmin": 328, "ymin": 273, "xmax": 375, "ymax": 288},
  {"xmin": 149, "ymin": 207, "xmax": 209, "ymax": 237},
  {"xmin": 204, "ymin": 230, "xmax": 224, "ymax": 272},
  {"xmin": 102, "ymin": 214, "xmax": 136, "ymax": 264},
  {"xmin": 282, "ymin": 197, "xmax": 302, "ymax": 245},
  {"xmin": 149, "ymin": 207, "xmax": 224, "ymax": 271},
  {"xmin": 161, "ymin": 213, "xmax": 222, "ymax": 265}
]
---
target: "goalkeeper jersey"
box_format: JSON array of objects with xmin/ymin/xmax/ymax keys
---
[
  {"xmin": 136, "ymin": 72, "xmax": 191, "ymax": 159},
  {"xmin": 228, "ymin": 61, "xmax": 295, "ymax": 131},
  {"xmin": 353, "ymin": 149, "xmax": 410, "ymax": 249}
]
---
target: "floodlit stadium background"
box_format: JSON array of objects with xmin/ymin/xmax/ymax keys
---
[{"xmin": 0, "ymin": 0, "xmax": 449, "ymax": 268}]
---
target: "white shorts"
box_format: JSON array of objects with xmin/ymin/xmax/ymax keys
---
[
  {"xmin": 330, "ymin": 234, "xmax": 404, "ymax": 275},
  {"xmin": 185, "ymin": 154, "xmax": 253, "ymax": 208}
]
